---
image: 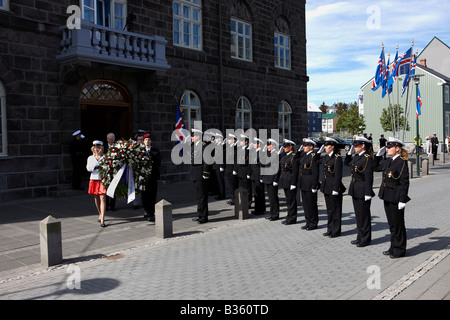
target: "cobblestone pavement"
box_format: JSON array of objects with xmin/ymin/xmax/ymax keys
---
[{"xmin": 0, "ymin": 161, "xmax": 449, "ymax": 302}]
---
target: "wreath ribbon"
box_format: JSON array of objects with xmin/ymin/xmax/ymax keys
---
[{"xmin": 106, "ymin": 163, "xmax": 136, "ymax": 204}]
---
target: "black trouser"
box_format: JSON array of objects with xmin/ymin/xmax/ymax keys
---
[
  {"xmin": 194, "ymin": 179, "xmax": 209, "ymax": 221},
  {"xmin": 301, "ymin": 190, "xmax": 318, "ymax": 228},
  {"xmin": 324, "ymin": 193, "xmax": 343, "ymax": 236},
  {"xmin": 384, "ymin": 201, "xmax": 407, "ymax": 256},
  {"xmin": 215, "ymin": 168, "xmax": 226, "ymax": 198},
  {"xmin": 253, "ymin": 180, "xmax": 265, "ymax": 213},
  {"xmin": 352, "ymin": 198, "xmax": 372, "ymax": 245},
  {"xmin": 283, "ymin": 188, "xmax": 297, "ymax": 223},
  {"xmin": 265, "ymin": 183, "xmax": 279, "ymax": 219},
  {"xmin": 239, "ymin": 176, "xmax": 252, "ymax": 206},
  {"xmin": 142, "ymin": 179, "xmax": 158, "ymax": 217},
  {"xmin": 227, "ymin": 172, "xmax": 239, "ymax": 201}
]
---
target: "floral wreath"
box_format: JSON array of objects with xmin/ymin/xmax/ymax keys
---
[{"xmin": 99, "ymin": 139, "xmax": 152, "ymax": 199}]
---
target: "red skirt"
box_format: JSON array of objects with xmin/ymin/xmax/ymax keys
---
[{"xmin": 88, "ymin": 179, "xmax": 107, "ymax": 195}]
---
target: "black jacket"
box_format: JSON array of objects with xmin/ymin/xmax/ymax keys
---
[
  {"xmin": 190, "ymin": 141, "xmax": 211, "ymax": 181},
  {"xmin": 375, "ymin": 156, "xmax": 410, "ymax": 204},
  {"xmin": 278, "ymin": 151, "xmax": 298, "ymax": 189},
  {"xmin": 344, "ymin": 152, "xmax": 375, "ymax": 199},
  {"xmin": 320, "ymin": 153, "xmax": 346, "ymax": 195},
  {"xmin": 297, "ymin": 151, "xmax": 320, "ymax": 191}
]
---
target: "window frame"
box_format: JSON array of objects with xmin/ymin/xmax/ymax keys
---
[
  {"xmin": 445, "ymin": 85, "xmax": 450, "ymax": 104},
  {"xmin": 274, "ymin": 32, "xmax": 291, "ymax": 70},
  {"xmin": 173, "ymin": 0, "xmax": 202, "ymax": 51},
  {"xmin": 81, "ymin": 0, "xmax": 127, "ymax": 30},
  {"xmin": 0, "ymin": 81, "xmax": 7, "ymax": 157},
  {"xmin": 278, "ymin": 101, "xmax": 292, "ymax": 141},
  {"xmin": 230, "ymin": 18, "xmax": 252, "ymax": 62},
  {"xmin": 0, "ymin": 0, "xmax": 10, "ymax": 11},
  {"xmin": 235, "ymin": 96, "xmax": 252, "ymax": 130},
  {"xmin": 180, "ymin": 90, "xmax": 202, "ymax": 131}
]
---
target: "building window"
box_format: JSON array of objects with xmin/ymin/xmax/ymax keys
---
[
  {"xmin": 231, "ymin": 18, "xmax": 252, "ymax": 61},
  {"xmin": 278, "ymin": 101, "xmax": 292, "ymax": 140},
  {"xmin": 0, "ymin": 0, "xmax": 9, "ymax": 11},
  {"xmin": 0, "ymin": 81, "xmax": 7, "ymax": 156},
  {"xmin": 180, "ymin": 90, "xmax": 201, "ymax": 131},
  {"xmin": 445, "ymin": 85, "xmax": 450, "ymax": 104},
  {"xmin": 81, "ymin": 0, "xmax": 127, "ymax": 30},
  {"xmin": 274, "ymin": 33, "xmax": 291, "ymax": 70},
  {"xmin": 173, "ymin": 0, "xmax": 202, "ymax": 50},
  {"xmin": 235, "ymin": 97, "xmax": 252, "ymax": 130}
]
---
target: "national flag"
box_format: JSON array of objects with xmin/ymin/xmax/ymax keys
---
[
  {"xmin": 416, "ymin": 86, "xmax": 422, "ymax": 117},
  {"xmin": 402, "ymin": 55, "xmax": 417, "ymax": 96},
  {"xmin": 392, "ymin": 47, "xmax": 412, "ymax": 77},
  {"xmin": 387, "ymin": 49, "xmax": 399, "ymax": 88},
  {"xmin": 174, "ymin": 104, "xmax": 188, "ymax": 154},
  {"xmin": 372, "ymin": 48, "xmax": 386, "ymax": 92}
]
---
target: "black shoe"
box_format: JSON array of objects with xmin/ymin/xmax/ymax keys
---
[
  {"xmin": 351, "ymin": 240, "xmax": 360, "ymax": 245},
  {"xmin": 282, "ymin": 220, "xmax": 296, "ymax": 225},
  {"xmin": 390, "ymin": 254, "xmax": 404, "ymax": 259},
  {"xmin": 266, "ymin": 216, "xmax": 279, "ymax": 221},
  {"xmin": 197, "ymin": 219, "xmax": 208, "ymax": 224},
  {"xmin": 356, "ymin": 243, "xmax": 370, "ymax": 247},
  {"xmin": 323, "ymin": 232, "xmax": 331, "ymax": 237},
  {"xmin": 301, "ymin": 225, "xmax": 309, "ymax": 230},
  {"xmin": 306, "ymin": 226, "xmax": 317, "ymax": 231},
  {"xmin": 382, "ymin": 250, "xmax": 392, "ymax": 256},
  {"xmin": 192, "ymin": 217, "xmax": 200, "ymax": 221},
  {"xmin": 329, "ymin": 234, "xmax": 340, "ymax": 238}
]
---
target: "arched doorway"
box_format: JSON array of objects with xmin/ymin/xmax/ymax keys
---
[{"xmin": 80, "ymin": 80, "xmax": 131, "ymax": 143}]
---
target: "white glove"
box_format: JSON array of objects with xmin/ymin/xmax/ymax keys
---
[
  {"xmin": 233, "ymin": 170, "xmax": 237, "ymax": 175},
  {"xmin": 298, "ymin": 145, "xmax": 304, "ymax": 152},
  {"xmin": 202, "ymin": 175, "xmax": 209, "ymax": 180},
  {"xmin": 348, "ymin": 145, "xmax": 355, "ymax": 155},
  {"xmin": 365, "ymin": 195, "xmax": 372, "ymax": 201},
  {"xmin": 219, "ymin": 167, "xmax": 225, "ymax": 172},
  {"xmin": 332, "ymin": 191, "xmax": 339, "ymax": 196},
  {"xmin": 377, "ymin": 146, "xmax": 386, "ymax": 157},
  {"xmin": 317, "ymin": 145, "xmax": 325, "ymax": 154},
  {"xmin": 398, "ymin": 202, "xmax": 406, "ymax": 210},
  {"xmin": 273, "ymin": 182, "xmax": 278, "ymax": 186},
  {"xmin": 290, "ymin": 185, "xmax": 296, "ymax": 190},
  {"xmin": 312, "ymin": 189, "xmax": 317, "ymax": 193},
  {"xmin": 260, "ymin": 179, "xmax": 263, "ymax": 183},
  {"xmin": 246, "ymin": 175, "xmax": 251, "ymax": 179}
]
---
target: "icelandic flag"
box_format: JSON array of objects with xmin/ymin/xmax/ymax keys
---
[
  {"xmin": 393, "ymin": 47, "xmax": 412, "ymax": 77},
  {"xmin": 416, "ymin": 86, "xmax": 422, "ymax": 117},
  {"xmin": 372, "ymin": 48, "xmax": 386, "ymax": 92},
  {"xmin": 387, "ymin": 49, "xmax": 399, "ymax": 88},
  {"xmin": 402, "ymin": 55, "xmax": 417, "ymax": 96},
  {"xmin": 175, "ymin": 104, "xmax": 188, "ymax": 153}
]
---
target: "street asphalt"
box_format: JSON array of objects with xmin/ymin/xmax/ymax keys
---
[{"xmin": 0, "ymin": 153, "xmax": 448, "ymax": 305}]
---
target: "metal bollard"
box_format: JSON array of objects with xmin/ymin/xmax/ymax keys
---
[
  {"xmin": 40, "ymin": 215, "xmax": 62, "ymax": 267},
  {"xmin": 234, "ymin": 187, "xmax": 249, "ymax": 220},
  {"xmin": 155, "ymin": 199, "xmax": 173, "ymax": 238},
  {"xmin": 409, "ymin": 162, "xmax": 414, "ymax": 179}
]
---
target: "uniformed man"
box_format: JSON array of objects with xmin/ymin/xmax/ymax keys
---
[
  {"xmin": 212, "ymin": 133, "xmax": 226, "ymax": 200},
  {"xmin": 237, "ymin": 134, "xmax": 252, "ymax": 207},
  {"xmin": 141, "ymin": 133, "xmax": 161, "ymax": 222},
  {"xmin": 320, "ymin": 137, "xmax": 346, "ymax": 237},
  {"xmin": 297, "ymin": 138, "xmax": 320, "ymax": 230},
  {"xmin": 344, "ymin": 136, "xmax": 375, "ymax": 247},
  {"xmin": 250, "ymin": 138, "xmax": 265, "ymax": 215},
  {"xmin": 69, "ymin": 130, "xmax": 89, "ymax": 190},
  {"xmin": 279, "ymin": 139, "xmax": 298, "ymax": 225},
  {"xmin": 262, "ymin": 139, "xmax": 281, "ymax": 221},
  {"xmin": 190, "ymin": 128, "xmax": 211, "ymax": 224},
  {"xmin": 375, "ymin": 137, "xmax": 410, "ymax": 258},
  {"xmin": 226, "ymin": 133, "xmax": 239, "ymax": 205}
]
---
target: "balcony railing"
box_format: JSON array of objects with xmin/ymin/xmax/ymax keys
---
[{"xmin": 56, "ymin": 20, "xmax": 170, "ymax": 72}]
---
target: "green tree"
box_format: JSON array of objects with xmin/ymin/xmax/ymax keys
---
[
  {"xmin": 379, "ymin": 104, "xmax": 410, "ymax": 132},
  {"xmin": 319, "ymin": 101, "xmax": 328, "ymax": 114},
  {"xmin": 336, "ymin": 102, "xmax": 366, "ymax": 135},
  {"xmin": 334, "ymin": 102, "xmax": 348, "ymax": 116}
]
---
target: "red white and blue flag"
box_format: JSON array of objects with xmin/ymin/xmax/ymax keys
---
[
  {"xmin": 175, "ymin": 104, "xmax": 187, "ymax": 143},
  {"xmin": 372, "ymin": 48, "xmax": 386, "ymax": 92},
  {"xmin": 402, "ymin": 55, "xmax": 417, "ymax": 96},
  {"xmin": 393, "ymin": 47, "xmax": 412, "ymax": 77},
  {"xmin": 416, "ymin": 86, "xmax": 422, "ymax": 117}
]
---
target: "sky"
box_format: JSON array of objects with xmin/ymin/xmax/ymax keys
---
[{"xmin": 305, "ymin": 0, "xmax": 450, "ymax": 108}]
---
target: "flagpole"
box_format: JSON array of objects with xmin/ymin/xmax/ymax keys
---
[
  {"xmin": 402, "ymin": 40, "xmax": 415, "ymax": 142},
  {"xmin": 396, "ymin": 44, "xmax": 401, "ymax": 139}
]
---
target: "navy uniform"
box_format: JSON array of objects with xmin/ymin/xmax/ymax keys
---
[
  {"xmin": 344, "ymin": 136, "xmax": 375, "ymax": 247},
  {"xmin": 320, "ymin": 138, "xmax": 346, "ymax": 237},
  {"xmin": 212, "ymin": 133, "xmax": 226, "ymax": 200},
  {"xmin": 141, "ymin": 133, "xmax": 161, "ymax": 222},
  {"xmin": 375, "ymin": 138, "xmax": 410, "ymax": 258},
  {"xmin": 225, "ymin": 134, "xmax": 239, "ymax": 205},
  {"xmin": 236, "ymin": 134, "xmax": 252, "ymax": 207},
  {"xmin": 250, "ymin": 138, "xmax": 266, "ymax": 215},
  {"xmin": 297, "ymin": 138, "xmax": 320, "ymax": 230},
  {"xmin": 190, "ymin": 129, "xmax": 211, "ymax": 224},
  {"xmin": 262, "ymin": 139, "xmax": 281, "ymax": 221},
  {"xmin": 279, "ymin": 140, "xmax": 298, "ymax": 225}
]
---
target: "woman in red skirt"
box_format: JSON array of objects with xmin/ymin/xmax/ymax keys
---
[{"xmin": 86, "ymin": 140, "xmax": 107, "ymax": 227}]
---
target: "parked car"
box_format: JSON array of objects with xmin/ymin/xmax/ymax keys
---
[{"xmin": 331, "ymin": 136, "xmax": 352, "ymax": 151}]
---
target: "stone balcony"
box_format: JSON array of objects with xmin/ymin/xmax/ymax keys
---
[{"xmin": 56, "ymin": 20, "xmax": 170, "ymax": 72}]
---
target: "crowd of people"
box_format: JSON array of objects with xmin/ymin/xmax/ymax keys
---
[{"xmin": 188, "ymin": 129, "xmax": 410, "ymax": 259}]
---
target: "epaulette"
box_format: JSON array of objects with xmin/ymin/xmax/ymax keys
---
[
  {"xmin": 312, "ymin": 153, "xmax": 316, "ymax": 157},
  {"xmin": 364, "ymin": 154, "xmax": 370, "ymax": 158},
  {"xmin": 335, "ymin": 153, "xmax": 341, "ymax": 157},
  {"xmin": 202, "ymin": 142, "xmax": 206, "ymax": 146}
]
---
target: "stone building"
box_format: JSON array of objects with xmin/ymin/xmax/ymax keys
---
[{"xmin": 0, "ymin": 0, "xmax": 308, "ymax": 201}]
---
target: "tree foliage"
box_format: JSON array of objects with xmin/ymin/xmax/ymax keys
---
[
  {"xmin": 336, "ymin": 102, "xmax": 366, "ymax": 135},
  {"xmin": 379, "ymin": 104, "xmax": 410, "ymax": 132}
]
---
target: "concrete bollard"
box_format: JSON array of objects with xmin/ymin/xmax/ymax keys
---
[
  {"xmin": 409, "ymin": 162, "xmax": 414, "ymax": 179},
  {"xmin": 155, "ymin": 199, "xmax": 173, "ymax": 238},
  {"xmin": 234, "ymin": 187, "xmax": 249, "ymax": 220},
  {"xmin": 440, "ymin": 153, "xmax": 445, "ymax": 164},
  {"xmin": 40, "ymin": 215, "xmax": 62, "ymax": 268},
  {"xmin": 422, "ymin": 159, "xmax": 429, "ymax": 175}
]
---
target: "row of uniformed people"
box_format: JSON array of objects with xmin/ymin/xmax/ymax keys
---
[{"xmin": 189, "ymin": 128, "xmax": 410, "ymax": 258}]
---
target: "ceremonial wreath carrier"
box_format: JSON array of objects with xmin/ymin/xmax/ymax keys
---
[{"xmin": 374, "ymin": 137, "xmax": 410, "ymax": 258}]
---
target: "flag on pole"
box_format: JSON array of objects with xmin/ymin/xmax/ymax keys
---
[
  {"xmin": 402, "ymin": 55, "xmax": 417, "ymax": 96},
  {"xmin": 387, "ymin": 49, "xmax": 399, "ymax": 88},
  {"xmin": 416, "ymin": 86, "xmax": 422, "ymax": 117},
  {"xmin": 175, "ymin": 104, "xmax": 187, "ymax": 153},
  {"xmin": 372, "ymin": 48, "xmax": 386, "ymax": 92},
  {"xmin": 393, "ymin": 47, "xmax": 412, "ymax": 76}
]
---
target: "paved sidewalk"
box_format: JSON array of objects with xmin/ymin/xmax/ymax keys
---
[{"xmin": 0, "ymin": 158, "xmax": 449, "ymax": 301}]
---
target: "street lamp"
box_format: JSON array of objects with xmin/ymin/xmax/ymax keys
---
[{"xmin": 413, "ymin": 74, "xmax": 424, "ymax": 177}]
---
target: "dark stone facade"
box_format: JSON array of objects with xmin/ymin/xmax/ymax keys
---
[{"xmin": 0, "ymin": 0, "xmax": 308, "ymax": 201}]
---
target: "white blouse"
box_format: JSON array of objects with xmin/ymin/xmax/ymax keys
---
[{"xmin": 86, "ymin": 155, "xmax": 104, "ymax": 180}]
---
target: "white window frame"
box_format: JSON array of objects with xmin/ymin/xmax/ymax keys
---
[
  {"xmin": 274, "ymin": 32, "xmax": 291, "ymax": 70},
  {"xmin": 180, "ymin": 90, "xmax": 201, "ymax": 131},
  {"xmin": 278, "ymin": 101, "xmax": 292, "ymax": 140},
  {"xmin": 231, "ymin": 18, "xmax": 252, "ymax": 62},
  {"xmin": 0, "ymin": 81, "xmax": 7, "ymax": 156},
  {"xmin": 81, "ymin": 0, "xmax": 127, "ymax": 30},
  {"xmin": 173, "ymin": 0, "xmax": 202, "ymax": 51},
  {"xmin": 445, "ymin": 85, "xmax": 450, "ymax": 104},
  {"xmin": 0, "ymin": 0, "xmax": 10, "ymax": 11},
  {"xmin": 235, "ymin": 97, "xmax": 252, "ymax": 130}
]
